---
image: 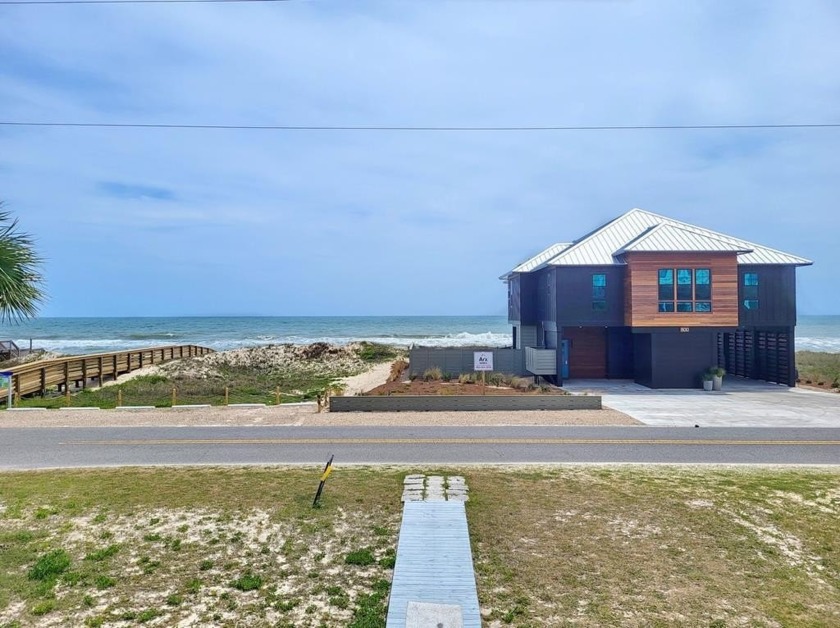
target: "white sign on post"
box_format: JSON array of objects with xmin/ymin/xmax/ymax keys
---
[{"xmin": 473, "ymin": 352, "xmax": 494, "ymax": 372}]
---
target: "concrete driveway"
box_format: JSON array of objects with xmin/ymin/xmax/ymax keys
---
[{"xmin": 563, "ymin": 378, "xmax": 840, "ymax": 427}]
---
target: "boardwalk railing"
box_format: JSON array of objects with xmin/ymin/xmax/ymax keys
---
[
  {"xmin": 0, "ymin": 340, "xmax": 21, "ymax": 361},
  {"xmin": 1, "ymin": 345, "xmax": 213, "ymax": 399}
]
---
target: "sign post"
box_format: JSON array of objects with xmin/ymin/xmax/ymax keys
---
[
  {"xmin": 312, "ymin": 454, "xmax": 334, "ymax": 508},
  {"xmin": 1, "ymin": 372, "xmax": 12, "ymax": 410},
  {"xmin": 473, "ymin": 352, "xmax": 493, "ymax": 395}
]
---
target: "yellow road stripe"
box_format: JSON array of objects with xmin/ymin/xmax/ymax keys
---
[{"xmin": 63, "ymin": 438, "xmax": 840, "ymax": 446}]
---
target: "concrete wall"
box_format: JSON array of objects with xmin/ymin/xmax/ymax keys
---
[
  {"xmin": 408, "ymin": 347, "xmax": 526, "ymax": 377},
  {"xmin": 330, "ymin": 395, "xmax": 602, "ymax": 412}
]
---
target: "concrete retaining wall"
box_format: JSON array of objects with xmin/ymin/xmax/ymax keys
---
[
  {"xmin": 329, "ymin": 395, "xmax": 601, "ymax": 412},
  {"xmin": 408, "ymin": 347, "xmax": 526, "ymax": 377}
]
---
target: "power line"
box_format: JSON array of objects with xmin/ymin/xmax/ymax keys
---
[
  {"xmin": 1, "ymin": 121, "xmax": 839, "ymax": 132},
  {"xmin": 0, "ymin": 0, "xmax": 293, "ymax": 4}
]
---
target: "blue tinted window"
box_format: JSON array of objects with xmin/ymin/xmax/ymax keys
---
[
  {"xmin": 658, "ymin": 302, "xmax": 675, "ymax": 312},
  {"xmin": 658, "ymin": 269, "xmax": 674, "ymax": 300},
  {"xmin": 677, "ymin": 302, "xmax": 693, "ymax": 312},
  {"xmin": 592, "ymin": 274, "xmax": 607, "ymax": 308},
  {"xmin": 677, "ymin": 269, "xmax": 693, "ymax": 300},
  {"xmin": 744, "ymin": 272, "xmax": 759, "ymax": 286},
  {"xmin": 744, "ymin": 299, "xmax": 759, "ymax": 310},
  {"xmin": 695, "ymin": 268, "xmax": 711, "ymax": 300},
  {"xmin": 695, "ymin": 302, "xmax": 712, "ymax": 312}
]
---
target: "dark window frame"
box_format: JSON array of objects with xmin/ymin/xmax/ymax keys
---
[
  {"xmin": 592, "ymin": 273, "xmax": 607, "ymax": 312},
  {"xmin": 657, "ymin": 267, "xmax": 713, "ymax": 313},
  {"xmin": 743, "ymin": 272, "xmax": 759, "ymax": 310}
]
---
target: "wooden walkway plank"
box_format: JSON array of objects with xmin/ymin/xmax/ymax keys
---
[{"xmin": 386, "ymin": 501, "xmax": 481, "ymax": 628}]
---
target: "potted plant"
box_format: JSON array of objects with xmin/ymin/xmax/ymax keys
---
[
  {"xmin": 702, "ymin": 372, "xmax": 714, "ymax": 391},
  {"xmin": 710, "ymin": 366, "xmax": 725, "ymax": 391}
]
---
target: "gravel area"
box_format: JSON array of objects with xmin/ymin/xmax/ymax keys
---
[{"xmin": 0, "ymin": 405, "xmax": 638, "ymax": 427}]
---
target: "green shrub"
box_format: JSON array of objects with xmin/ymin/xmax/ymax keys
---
[
  {"xmin": 31, "ymin": 601, "xmax": 55, "ymax": 616},
  {"xmin": 85, "ymin": 544, "xmax": 120, "ymax": 561},
  {"xmin": 423, "ymin": 367, "xmax": 442, "ymax": 382},
  {"xmin": 29, "ymin": 549, "xmax": 71, "ymax": 581},
  {"xmin": 231, "ymin": 571, "xmax": 263, "ymax": 591},
  {"xmin": 344, "ymin": 548, "xmax": 375, "ymax": 566},
  {"xmin": 357, "ymin": 342, "xmax": 398, "ymax": 363}
]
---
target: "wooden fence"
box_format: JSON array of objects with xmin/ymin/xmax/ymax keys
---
[{"xmin": 1, "ymin": 345, "xmax": 213, "ymax": 399}]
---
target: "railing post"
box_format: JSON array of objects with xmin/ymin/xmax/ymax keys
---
[
  {"xmin": 113, "ymin": 354, "xmax": 118, "ymax": 380},
  {"xmin": 63, "ymin": 362, "xmax": 69, "ymax": 394},
  {"xmin": 98, "ymin": 357, "xmax": 104, "ymax": 386},
  {"xmin": 40, "ymin": 367, "xmax": 46, "ymax": 397},
  {"xmin": 81, "ymin": 361, "xmax": 87, "ymax": 389}
]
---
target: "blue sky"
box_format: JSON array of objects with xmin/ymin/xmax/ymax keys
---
[{"xmin": 1, "ymin": 0, "xmax": 838, "ymax": 317}]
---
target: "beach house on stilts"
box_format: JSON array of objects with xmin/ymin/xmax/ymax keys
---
[{"xmin": 501, "ymin": 208, "xmax": 812, "ymax": 388}]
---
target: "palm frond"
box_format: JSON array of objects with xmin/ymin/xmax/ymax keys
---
[{"xmin": 0, "ymin": 204, "xmax": 45, "ymax": 322}]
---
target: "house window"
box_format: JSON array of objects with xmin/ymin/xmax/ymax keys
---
[
  {"xmin": 744, "ymin": 272, "xmax": 759, "ymax": 309},
  {"xmin": 592, "ymin": 273, "xmax": 607, "ymax": 311},
  {"xmin": 658, "ymin": 267, "xmax": 712, "ymax": 313}
]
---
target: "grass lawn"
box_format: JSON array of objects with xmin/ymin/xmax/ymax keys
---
[
  {"xmin": 797, "ymin": 351, "xmax": 840, "ymax": 388},
  {"xmin": 1, "ymin": 466, "xmax": 839, "ymax": 627},
  {"xmin": 0, "ymin": 468, "xmax": 402, "ymax": 628},
  {"xmin": 467, "ymin": 466, "xmax": 840, "ymax": 627}
]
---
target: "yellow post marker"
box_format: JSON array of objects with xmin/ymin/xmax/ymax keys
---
[
  {"xmin": 312, "ymin": 454, "xmax": 334, "ymax": 507},
  {"xmin": 275, "ymin": 387, "xmax": 281, "ymax": 406},
  {"xmin": 117, "ymin": 389, "xmax": 123, "ymax": 407},
  {"xmin": 224, "ymin": 386, "xmax": 229, "ymax": 406},
  {"xmin": 171, "ymin": 387, "xmax": 177, "ymax": 407},
  {"xmin": 65, "ymin": 385, "xmax": 71, "ymax": 406}
]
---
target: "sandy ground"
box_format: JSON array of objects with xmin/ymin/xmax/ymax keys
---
[
  {"xmin": 0, "ymin": 360, "xmax": 639, "ymax": 427},
  {"xmin": 0, "ymin": 405, "xmax": 638, "ymax": 427}
]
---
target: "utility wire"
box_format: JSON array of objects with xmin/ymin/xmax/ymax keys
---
[
  {"xmin": 0, "ymin": 0, "xmax": 294, "ymax": 4},
  {"xmin": 1, "ymin": 121, "xmax": 839, "ymax": 132}
]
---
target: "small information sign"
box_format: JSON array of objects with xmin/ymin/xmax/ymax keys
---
[{"xmin": 473, "ymin": 352, "xmax": 494, "ymax": 372}]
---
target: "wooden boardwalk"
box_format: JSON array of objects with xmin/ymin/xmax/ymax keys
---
[
  {"xmin": 0, "ymin": 345, "xmax": 213, "ymax": 399},
  {"xmin": 386, "ymin": 501, "xmax": 481, "ymax": 628}
]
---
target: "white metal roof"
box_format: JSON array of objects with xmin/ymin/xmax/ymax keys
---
[
  {"xmin": 619, "ymin": 223, "xmax": 753, "ymax": 254},
  {"xmin": 499, "ymin": 242, "xmax": 571, "ymax": 280},
  {"xmin": 543, "ymin": 208, "xmax": 812, "ymax": 267}
]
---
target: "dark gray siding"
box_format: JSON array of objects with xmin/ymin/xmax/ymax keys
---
[
  {"xmin": 633, "ymin": 333, "xmax": 653, "ymax": 388},
  {"xmin": 556, "ymin": 266, "xmax": 625, "ymax": 326},
  {"xmin": 507, "ymin": 275, "xmax": 521, "ymax": 323},
  {"xmin": 647, "ymin": 330, "xmax": 719, "ymax": 388},
  {"xmin": 607, "ymin": 327, "xmax": 634, "ymax": 378},
  {"xmin": 535, "ymin": 269, "xmax": 557, "ymax": 324},
  {"xmin": 738, "ymin": 265, "xmax": 797, "ymax": 327},
  {"xmin": 508, "ymin": 273, "xmax": 538, "ymax": 324}
]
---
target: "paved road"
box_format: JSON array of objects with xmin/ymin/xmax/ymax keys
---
[{"xmin": 1, "ymin": 426, "xmax": 839, "ymax": 469}]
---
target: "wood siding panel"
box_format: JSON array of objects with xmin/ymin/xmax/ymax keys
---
[
  {"xmin": 624, "ymin": 252, "xmax": 739, "ymax": 327},
  {"xmin": 563, "ymin": 327, "xmax": 607, "ymax": 378}
]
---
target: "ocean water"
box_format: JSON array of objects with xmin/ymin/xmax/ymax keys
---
[
  {"xmin": 1, "ymin": 315, "xmax": 838, "ymax": 355},
  {"xmin": 0, "ymin": 316, "xmax": 513, "ymax": 355}
]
